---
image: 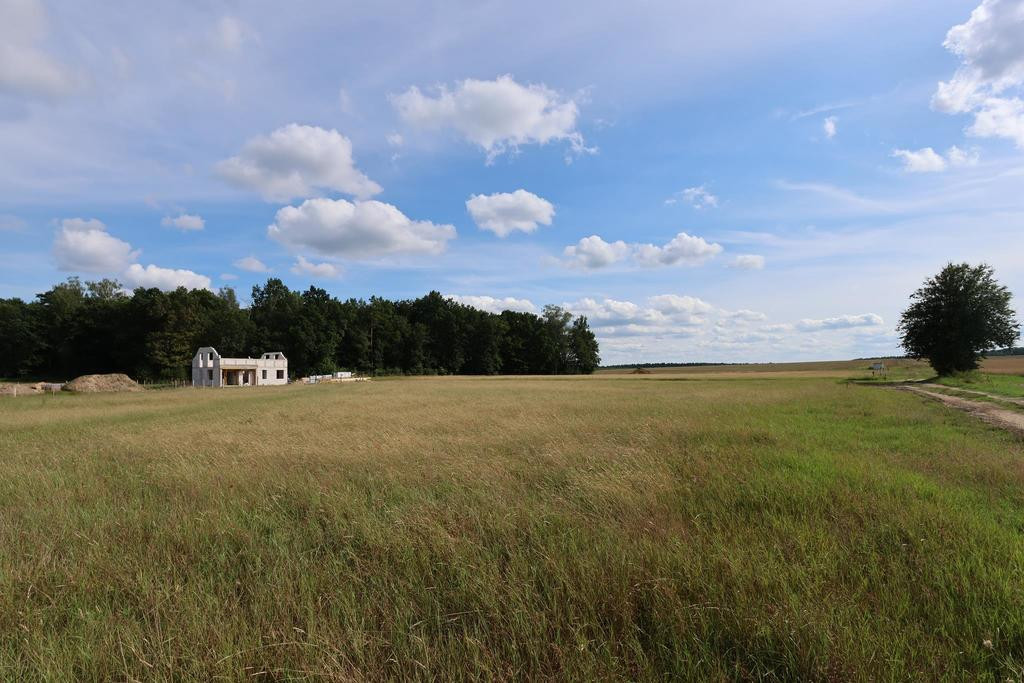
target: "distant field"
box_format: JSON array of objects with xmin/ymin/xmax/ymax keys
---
[
  {"xmin": 599, "ymin": 355, "xmax": 1024, "ymax": 378},
  {"xmin": 3, "ymin": 375, "xmax": 1024, "ymax": 679}
]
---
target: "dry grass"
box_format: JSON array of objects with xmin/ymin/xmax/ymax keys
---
[{"xmin": 2, "ymin": 375, "xmax": 1024, "ymax": 679}]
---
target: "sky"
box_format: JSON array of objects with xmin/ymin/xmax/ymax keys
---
[{"xmin": 1, "ymin": 0, "xmax": 1023, "ymax": 364}]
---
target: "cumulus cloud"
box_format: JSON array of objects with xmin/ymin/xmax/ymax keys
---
[
  {"xmin": 566, "ymin": 294, "xmax": 716, "ymax": 334},
  {"xmin": 568, "ymin": 298, "xmax": 672, "ymax": 328},
  {"xmin": 466, "ymin": 189, "xmax": 555, "ymax": 237},
  {"xmin": 729, "ymin": 254, "xmax": 765, "ymax": 270},
  {"xmin": 446, "ymin": 295, "xmax": 537, "ymax": 314},
  {"xmin": 391, "ymin": 75, "xmax": 592, "ymax": 162},
  {"xmin": 216, "ymin": 124, "xmax": 382, "ymax": 201},
  {"xmin": 723, "ymin": 309, "xmax": 768, "ymax": 321},
  {"xmin": 0, "ymin": 0, "xmax": 77, "ymax": 98},
  {"xmin": 563, "ymin": 232, "xmax": 722, "ymax": 269},
  {"xmin": 122, "ymin": 264, "xmax": 212, "ymax": 291},
  {"xmin": 233, "ymin": 256, "xmax": 269, "ymax": 273},
  {"xmin": 563, "ymin": 235, "xmax": 631, "ymax": 269},
  {"xmin": 268, "ymin": 198, "xmax": 456, "ymax": 259},
  {"xmin": 946, "ymin": 144, "xmax": 981, "ymax": 166},
  {"xmin": 666, "ymin": 185, "xmax": 718, "ymax": 208},
  {"xmin": 648, "ymin": 294, "xmax": 713, "ymax": 315},
  {"xmin": 632, "ymin": 232, "xmax": 723, "ymax": 267},
  {"xmin": 891, "ymin": 145, "xmax": 979, "ymax": 172},
  {"xmin": 161, "ymin": 213, "xmax": 205, "ymax": 231},
  {"xmin": 53, "ymin": 218, "xmax": 139, "ymax": 273},
  {"xmin": 796, "ymin": 313, "xmax": 884, "ymax": 331},
  {"xmin": 823, "ymin": 116, "xmax": 838, "ymax": 139},
  {"xmin": 891, "ymin": 147, "xmax": 948, "ymax": 172},
  {"xmin": 291, "ymin": 255, "xmax": 340, "ymax": 278},
  {"xmin": 932, "ymin": 0, "xmax": 1024, "ymax": 147}
]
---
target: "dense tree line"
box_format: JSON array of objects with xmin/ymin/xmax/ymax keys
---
[{"xmin": 0, "ymin": 278, "xmax": 600, "ymax": 381}]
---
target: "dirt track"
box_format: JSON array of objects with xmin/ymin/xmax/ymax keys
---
[{"xmin": 901, "ymin": 385, "xmax": 1024, "ymax": 436}]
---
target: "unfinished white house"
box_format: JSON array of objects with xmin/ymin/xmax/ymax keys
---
[{"xmin": 191, "ymin": 347, "xmax": 288, "ymax": 387}]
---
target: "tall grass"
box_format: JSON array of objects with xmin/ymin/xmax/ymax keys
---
[{"xmin": 2, "ymin": 376, "xmax": 1024, "ymax": 679}]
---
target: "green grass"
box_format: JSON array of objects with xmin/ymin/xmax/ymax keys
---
[
  {"xmin": 935, "ymin": 371, "xmax": 1024, "ymax": 399},
  {"xmin": 2, "ymin": 376, "xmax": 1024, "ymax": 679}
]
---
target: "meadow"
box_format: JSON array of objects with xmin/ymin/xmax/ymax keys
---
[{"xmin": 3, "ymin": 370, "xmax": 1024, "ymax": 679}]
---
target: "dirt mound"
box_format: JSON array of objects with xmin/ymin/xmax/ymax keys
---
[
  {"xmin": 63, "ymin": 374, "xmax": 142, "ymax": 394},
  {"xmin": 0, "ymin": 382, "xmax": 44, "ymax": 396}
]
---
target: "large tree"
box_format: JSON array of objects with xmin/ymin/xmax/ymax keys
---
[{"xmin": 898, "ymin": 263, "xmax": 1019, "ymax": 375}]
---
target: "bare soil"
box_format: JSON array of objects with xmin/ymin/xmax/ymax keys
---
[{"xmin": 902, "ymin": 384, "xmax": 1024, "ymax": 436}]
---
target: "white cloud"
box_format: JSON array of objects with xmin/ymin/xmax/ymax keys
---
[
  {"xmin": 268, "ymin": 198, "xmax": 456, "ymax": 259},
  {"xmin": 386, "ymin": 133, "xmax": 403, "ymax": 147},
  {"xmin": 220, "ymin": 273, "xmax": 238, "ymax": 281},
  {"xmin": 648, "ymin": 294, "xmax": 714, "ymax": 318},
  {"xmin": 632, "ymin": 232, "xmax": 723, "ymax": 267},
  {"xmin": 161, "ymin": 213, "xmax": 205, "ymax": 231},
  {"xmin": 233, "ymin": 256, "xmax": 269, "ymax": 273},
  {"xmin": 566, "ymin": 294, "xmax": 715, "ymax": 333},
  {"xmin": 946, "ymin": 144, "xmax": 981, "ymax": 166},
  {"xmin": 0, "ymin": 0, "xmax": 76, "ymax": 98},
  {"xmin": 563, "ymin": 232, "xmax": 722, "ymax": 269},
  {"xmin": 216, "ymin": 124, "xmax": 382, "ymax": 202},
  {"xmin": 216, "ymin": 16, "xmax": 251, "ymax": 53},
  {"xmin": 667, "ymin": 185, "xmax": 718, "ymax": 208},
  {"xmin": 465, "ymin": 189, "xmax": 555, "ymax": 237},
  {"xmin": 967, "ymin": 96, "xmax": 1024, "ymax": 146},
  {"xmin": 723, "ymin": 309, "xmax": 768, "ymax": 321},
  {"xmin": 563, "ymin": 235, "xmax": 631, "ymax": 269},
  {"xmin": 568, "ymin": 298, "xmax": 671, "ymax": 327},
  {"xmin": 446, "ymin": 295, "xmax": 537, "ymax": 314},
  {"xmin": 933, "ymin": 0, "xmax": 1024, "ymax": 148},
  {"xmin": 823, "ymin": 116, "xmax": 838, "ymax": 139},
  {"xmin": 122, "ymin": 264, "xmax": 212, "ymax": 291},
  {"xmin": 291, "ymin": 255, "xmax": 340, "ymax": 278},
  {"xmin": 53, "ymin": 218, "xmax": 139, "ymax": 273},
  {"xmin": 391, "ymin": 74, "xmax": 592, "ymax": 162},
  {"xmin": 891, "ymin": 145, "xmax": 980, "ymax": 172},
  {"xmin": 795, "ymin": 313, "xmax": 884, "ymax": 331},
  {"xmin": 729, "ymin": 254, "xmax": 765, "ymax": 269},
  {"xmin": 891, "ymin": 147, "xmax": 948, "ymax": 172}
]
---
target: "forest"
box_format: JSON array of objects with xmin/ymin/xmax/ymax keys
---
[{"xmin": 0, "ymin": 278, "xmax": 600, "ymax": 381}]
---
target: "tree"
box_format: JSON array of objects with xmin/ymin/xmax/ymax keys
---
[
  {"xmin": 568, "ymin": 315, "xmax": 600, "ymax": 374},
  {"xmin": 898, "ymin": 263, "xmax": 1019, "ymax": 375},
  {"xmin": 541, "ymin": 305, "xmax": 573, "ymax": 374}
]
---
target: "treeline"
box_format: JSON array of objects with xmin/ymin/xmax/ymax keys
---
[
  {"xmin": 988, "ymin": 347, "xmax": 1024, "ymax": 356},
  {"xmin": 0, "ymin": 278, "xmax": 600, "ymax": 381},
  {"xmin": 601, "ymin": 362, "xmax": 729, "ymax": 370}
]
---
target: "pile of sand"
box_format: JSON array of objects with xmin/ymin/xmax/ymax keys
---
[
  {"xmin": 0, "ymin": 382, "xmax": 45, "ymax": 396},
  {"xmin": 63, "ymin": 373, "xmax": 142, "ymax": 393}
]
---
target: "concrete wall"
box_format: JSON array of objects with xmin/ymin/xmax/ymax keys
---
[{"xmin": 191, "ymin": 347, "xmax": 288, "ymax": 387}]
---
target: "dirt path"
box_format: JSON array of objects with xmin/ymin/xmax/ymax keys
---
[
  {"xmin": 919, "ymin": 383, "xmax": 1024, "ymax": 407},
  {"xmin": 901, "ymin": 385, "xmax": 1024, "ymax": 436}
]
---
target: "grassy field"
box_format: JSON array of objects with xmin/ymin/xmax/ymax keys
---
[
  {"xmin": 598, "ymin": 355, "xmax": 1024, "ymax": 380},
  {"xmin": 936, "ymin": 371, "xmax": 1024, "ymax": 399},
  {"xmin": 3, "ymin": 373, "xmax": 1024, "ymax": 679}
]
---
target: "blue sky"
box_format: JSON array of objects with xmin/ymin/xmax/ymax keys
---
[{"xmin": 2, "ymin": 0, "xmax": 1022, "ymax": 364}]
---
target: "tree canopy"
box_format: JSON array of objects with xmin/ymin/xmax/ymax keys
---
[
  {"xmin": 898, "ymin": 263, "xmax": 1019, "ymax": 375},
  {"xmin": 0, "ymin": 278, "xmax": 600, "ymax": 381}
]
